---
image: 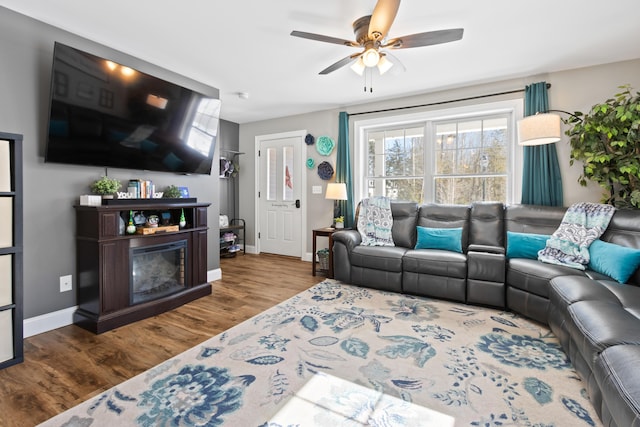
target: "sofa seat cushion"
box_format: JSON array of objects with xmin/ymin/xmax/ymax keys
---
[
  {"xmin": 403, "ymin": 249, "xmax": 467, "ymax": 279},
  {"xmin": 507, "ymin": 258, "xmax": 585, "ymax": 298},
  {"xmin": 550, "ymin": 276, "xmax": 622, "ymax": 314},
  {"xmin": 568, "ymin": 300, "xmax": 640, "ymax": 370},
  {"xmin": 351, "ymin": 246, "xmax": 407, "ymax": 272},
  {"xmin": 594, "ymin": 345, "xmax": 640, "ymax": 427},
  {"xmin": 550, "ymin": 276, "xmax": 640, "ymax": 326}
]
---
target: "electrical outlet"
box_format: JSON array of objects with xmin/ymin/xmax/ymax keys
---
[{"xmin": 60, "ymin": 275, "xmax": 72, "ymax": 292}]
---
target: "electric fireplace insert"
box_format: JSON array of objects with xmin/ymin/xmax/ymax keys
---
[{"xmin": 130, "ymin": 239, "xmax": 187, "ymax": 305}]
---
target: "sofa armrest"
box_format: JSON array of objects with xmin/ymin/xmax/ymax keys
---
[
  {"xmin": 332, "ymin": 229, "xmax": 361, "ymax": 253},
  {"xmin": 467, "ymin": 249, "xmax": 506, "ymax": 308},
  {"xmin": 332, "ymin": 229, "xmax": 361, "ymax": 284},
  {"xmin": 468, "ymin": 244, "xmax": 505, "ymax": 255}
]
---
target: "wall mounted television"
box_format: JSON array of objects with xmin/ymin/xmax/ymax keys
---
[{"xmin": 45, "ymin": 42, "xmax": 220, "ymax": 175}]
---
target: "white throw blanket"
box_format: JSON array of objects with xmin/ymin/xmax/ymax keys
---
[
  {"xmin": 357, "ymin": 197, "xmax": 394, "ymax": 246},
  {"xmin": 538, "ymin": 202, "xmax": 615, "ymax": 269}
]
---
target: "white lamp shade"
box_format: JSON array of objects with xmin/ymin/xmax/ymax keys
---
[
  {"xmin": 517, "ymin": 113, "xmax": 562, "ymax": 146},
  {"xmin": 377, "ymin": 55, "xmax": 393, "ymax": 75},
  {"xmin": 325, "ymin": 183, "xmax": 348, "ymax": 200},
  {"xmin": 350, "ymin": 57, "xmax": 365, "ymax": 76}
]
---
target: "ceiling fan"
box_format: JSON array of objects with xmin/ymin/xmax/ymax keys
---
[{"xmin": 290, "ymin": 0, "xmax": 463, "ymax": 76}]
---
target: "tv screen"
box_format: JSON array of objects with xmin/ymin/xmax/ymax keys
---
[{"xmin": 45, "ymin": 42, "xmax": 220, "ymax": 175}]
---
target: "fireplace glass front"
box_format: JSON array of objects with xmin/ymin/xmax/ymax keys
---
[{"xmin": 130, "ymin": 240, "xmax": 187, "ymax": 305}]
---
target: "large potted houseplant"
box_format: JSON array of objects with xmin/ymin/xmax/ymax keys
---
[
  {"xmin": 565, "ymin": 85, "xmax": 640, "ymax": 208},
  {"xmin": 90, "ymin": 176, "xmax": 121, "ymax": 199}
]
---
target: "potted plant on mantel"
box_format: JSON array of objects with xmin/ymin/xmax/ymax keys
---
[
  {"xmin": 162, "ymin": 185, "xmax": 182, "ymax": 199},
  {"xmin": 90, "ymin": 176, "xmax": 121, "ymax": 199},
  {"xmin": 565, "ymin": 84, "xmax": 640, "ymax": 209}
]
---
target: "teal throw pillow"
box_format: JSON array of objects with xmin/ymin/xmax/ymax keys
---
[
  {"xmin": 506, "ymin": 231, "xmax": 550, "ymax": 259},
  {"xmin": 588, "ymin": 239, "xmax": 640, "ymax": 283},
  {"xmin": 415, "ymin": 226, "xmax": 462, "ymax": 253}
]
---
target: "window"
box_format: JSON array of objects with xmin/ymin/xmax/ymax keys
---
[
  {"xmin": 354, "ymin": 100, "xmax": 521, "ymax": 205},
  {"xmin": 433, "ymin": 117, "xmax": 508, "ymax": 204},
  {"xmin": 366, "ymin": 126, "xmax": 424, "ymax": 201}
]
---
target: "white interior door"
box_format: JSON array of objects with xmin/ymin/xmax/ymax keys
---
[{"xmin": 257, "ymin": 133, "xmax": 303, "ymax": 257}]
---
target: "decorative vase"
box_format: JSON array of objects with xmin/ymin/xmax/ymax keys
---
[
  {"xmin": 179, "ymin": 208, "xmax": 187, "ymax": 228},
  {"xmin": 335, "ymin": 223, "xmax": 344, "ymax": 229},
  {"xmin": 126, "ymin": 210, "xmax": 137, "ymax": 235}
]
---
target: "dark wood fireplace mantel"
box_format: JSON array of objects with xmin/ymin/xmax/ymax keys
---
[{"xmin": 73, "ymin": 200, "xmax": 211, "ymax": 333}]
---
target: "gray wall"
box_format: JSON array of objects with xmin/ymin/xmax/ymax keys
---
[
  {"xmin": 0, "ymin": 7, "xmax": 224, "ymax": 319},
  {"xmin": 239, "ymin": 59, "xmax": 640, "ymax": 254}
]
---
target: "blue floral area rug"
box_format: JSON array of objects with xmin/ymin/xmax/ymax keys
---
[{"xmin": 39, "ymin": 280, "xmax": 601, "ymax": 427}]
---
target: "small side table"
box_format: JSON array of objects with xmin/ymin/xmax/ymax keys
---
[{"xmin": 312, "ymin": 227, "xmax": 340, "ymax": 278}]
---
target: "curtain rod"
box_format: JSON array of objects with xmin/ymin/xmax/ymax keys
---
[{"xmin": 348, "ymin": 83, "xmax": 551, "ymax": 117}]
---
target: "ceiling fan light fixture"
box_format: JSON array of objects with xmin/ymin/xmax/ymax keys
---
[
  {"xmin": 377, "ymin": 55, "xmax": 393, "ymax": 75},
  {"xmin": 362, "ymin": 48, "xmax": 380, "ymax": 67},
  {"xmin": 350, "ymin": 57, "xmax": 366, "ymax": 76},
  {"xmin": 290, "ymin": 0, "xmax": 464, "ymax": 77}
]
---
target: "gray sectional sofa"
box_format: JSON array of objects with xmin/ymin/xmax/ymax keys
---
[{"xmin": 332, "ymin": 201, "xmax": 640, "ymax": 427}]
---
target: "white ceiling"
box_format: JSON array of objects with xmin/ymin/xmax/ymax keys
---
[{"xmin": 2, "ymin": 1, "xmax": 640, "ymax": 124}]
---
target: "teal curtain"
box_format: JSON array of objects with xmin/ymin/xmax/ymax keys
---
[
  {"xmin": 521, "ymin": 82, "xmax": 563, "ymax": 206},
  {"xmin": 336, "ymin": 111, "xmax": 355, "ymax": 228}
]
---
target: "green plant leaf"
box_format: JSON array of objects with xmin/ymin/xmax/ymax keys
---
[{"xmin": 566, "ymin": 85, "xmax": 640, "ymax": 208}]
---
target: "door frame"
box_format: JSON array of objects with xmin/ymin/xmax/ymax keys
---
[{"xmin": 254, "ymin": 130, "xmax": 307, "ymax": 259}]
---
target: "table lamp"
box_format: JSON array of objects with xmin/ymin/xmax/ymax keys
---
[{"xmin": 325, "ymin": 183, "xmax": 348, "ymax": 227}]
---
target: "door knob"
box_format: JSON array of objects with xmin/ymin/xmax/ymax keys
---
[{"xmin": 295, "ymin": 199, "xmax": 301, "ymax": 208}]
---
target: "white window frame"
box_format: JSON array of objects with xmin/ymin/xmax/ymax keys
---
[
  {"xmin": 353, "ymin": 99, "xmax": 524, "ymax": 204},
  {"xmin": 364, "ymin": 125, "xmax": 426, "ymax": 201}
]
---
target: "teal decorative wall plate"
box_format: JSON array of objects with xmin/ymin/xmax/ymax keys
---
[
  {"xmin": 306, "ymin": 158, "xmax": 315, "ymax": 169},
  {"xmin": 317, "ymin": 161, "xmax": 334, "ymax": 180},
  {"xmin": 316, "ymin": 136, "xmax": 335, "ymax": 156}
]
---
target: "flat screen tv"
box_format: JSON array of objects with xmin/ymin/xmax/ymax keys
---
[{"xmin": 45, "ymin": 42, "xmax": 220, "ymax": 175}]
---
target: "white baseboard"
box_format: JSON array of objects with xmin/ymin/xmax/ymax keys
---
[
  {"xmin": 303, "ymin": 252, "xmax": 313, "ymax": 262},
  {"xmin": 245, "ymin": 245, "xmax": 257, "ymax": 254},
  {"xmin": 24, "ymin": 306, "xmax": 77, "ymax": 338},
  {"xmin": 208, "ymin": 268, "xmax": 222, "ymax": 282}
]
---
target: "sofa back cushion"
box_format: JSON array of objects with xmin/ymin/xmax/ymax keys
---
[
  {"xmin": 417, "ymin": 204, "xmax": 471, "ymax": 252},
  {"xmin": 470, "ymin": 202, "xmax": 505, "ymax": 247},
  {"xmin": 505, "ymin": 204, "xmax": 566, "ymax": 235},
  {"xmin": 390, "ymin": 202, "xmax": 419, "ymax": 248}
]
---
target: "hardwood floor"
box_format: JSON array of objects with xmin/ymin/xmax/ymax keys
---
[{"xmin": 0, "ymin": 254, "xmax": 323, "ymax": 427}]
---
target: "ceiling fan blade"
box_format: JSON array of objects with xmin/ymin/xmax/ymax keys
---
[
  {"xmin": 290, "ymin": 30, "xmax": 359, "ymax": 47},
  {"xmin": 384, "ymin": 28, "xmax": 464, "ymax": 49},
  {"xmin": 319, "ymin": 53, "xmax": 361, "ymax": 75},
  {"xmin": 368, "ymin": 0, "xmax": 401, "ymax": 40}
]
